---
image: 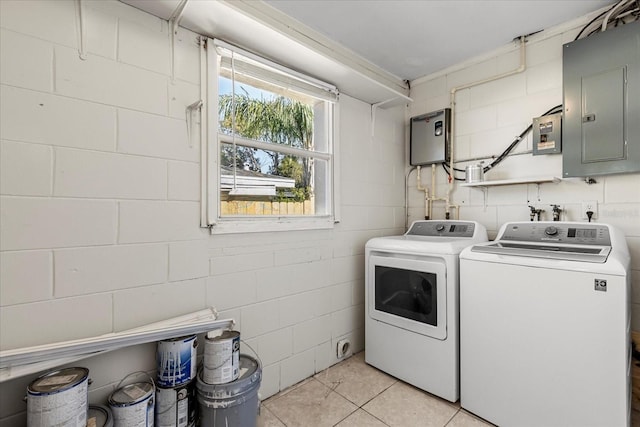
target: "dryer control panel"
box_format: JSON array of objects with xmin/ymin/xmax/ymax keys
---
[{"xmin": 407, "ymin": 221, "xmax": 476, "ymax": 238}]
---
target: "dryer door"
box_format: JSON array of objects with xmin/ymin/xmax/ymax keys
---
[{"xmin": 368, "ymin": 254, "xmax": 447, "ymax": 340}]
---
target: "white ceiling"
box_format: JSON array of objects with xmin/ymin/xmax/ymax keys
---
[
  {"xmin": 120, "ymin": 0, "xmax": 615, "ymax": 104},
  {"xmin": 264, "ymin": 0, "xmax": 615, "ymax": 81}
]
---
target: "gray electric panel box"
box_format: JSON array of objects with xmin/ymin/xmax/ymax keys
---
[
  {"xmin": 410, "ymin": 108, "xmax": 451, "ymax": 165},
  {"xmin": 562, "ymin": 21, "xmax": 640, "ymax": 177},
  {"xmin": 533, "ymin": 113, "xmax": 562, "ymax": 155}
]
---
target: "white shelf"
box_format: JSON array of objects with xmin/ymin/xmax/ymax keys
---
[{"xmin": 460, "ymin": 176, "xmax": 561, "ymax": 188}]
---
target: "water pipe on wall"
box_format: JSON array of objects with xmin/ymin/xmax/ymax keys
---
[
  {"xmin": 416, "ymin": 166, "xmax": 430, "ymax": 219},
  {"xmin": 74, "ymin": 0, "xmax": 87, "ymax": 60},
  {"xmin": 438, "ymin": 35, "xmax": 528, "ymax": 218},
  {"xmin": 430, "ymin": 164, "xmax": 449, "ymax": 219}
]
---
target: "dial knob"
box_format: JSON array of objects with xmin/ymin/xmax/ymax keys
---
[
  {"xmin": 436, "ymin": 224, "xmax": 446, "ymax": 232},
  {"xmin": 545, "ymin": 226, "xmax": 558, "ymax": 236}
]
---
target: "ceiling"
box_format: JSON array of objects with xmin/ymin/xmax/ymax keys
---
[
  {"xmin": 120, "ymin": 0, "xmax": 615, "ymax": 104},
  {"xmin": 264, "ymin": 0, "xmax": 615, "ymax": 81}
]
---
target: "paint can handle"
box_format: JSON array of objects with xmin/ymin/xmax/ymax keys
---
[
  {"xmin": 115, "ymin": 371, "xmax": 155, "ymax": 391},
  {"xmin": 240, "ymin": 339, "xmax": 263, "ymax": 369}
]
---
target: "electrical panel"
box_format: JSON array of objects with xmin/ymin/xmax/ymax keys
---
[
  {"xmin": 562, "ymin": 21, "xmax": 640, "ymax": 177},
  {"xmin": 410, "ymin": 108, "xmax": 450, "ymax": 165},
  {"xmin": 533, "ymin": 113, "xmax": 562, "ymax": 155}
]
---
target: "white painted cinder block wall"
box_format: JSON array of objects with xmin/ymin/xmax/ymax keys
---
[
  {"xmin": 0, "ymin": 0, "xmax": 405, "ymax": 423},
  {"xmin": 406, "ymin": 15, "xmax": 640, "ymax": 329}
]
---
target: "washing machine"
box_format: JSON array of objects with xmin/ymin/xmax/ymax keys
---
[
  {"xmin": 460, "ymin": 221, "xmax": 630, "ymax": 427},
  {"xmin": 365, "ymin": 220, "xmax": 488, "ymax": 402}
]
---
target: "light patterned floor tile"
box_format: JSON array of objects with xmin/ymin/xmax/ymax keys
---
[
  {"xmin": 362, "ymin": 381, "xmax": 458, "ymax": 427},
  {"xmin": 257, "ymin": 405, "xmax": 286, "ymax": 427},
  {"xmin": 335, "ymin": 409, "xmax": 389, "ymax": 426},
  {"xmin": 314, "ymin": 352, "xmax": 397, "ymax": 406},
  {"xmin": 264, "ymin": 378, "xmax": 358, "ymax": 427},
  {"xmin": 265, "ymin": 377, "xmax": 315, "ymax": 401},
  {"xmin": 446, "ymin": 410, "xmax": 495, "ymax": 427}
]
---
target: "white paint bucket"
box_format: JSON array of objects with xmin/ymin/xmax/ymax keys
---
[
  {"xmin": 155, "ymin": 379, "xmax": 196, "ymax": 427},
  {"xmin": 26, "ymin": 367, "xmax": 89, "ymax": 427},
  {"xmin": 108, "ymin": 382, "xmax": 155, "ymax": 427},
  {"xmin": 202, "ymin": 330, "xmax": 240, "ymax": 385},
  {"xmin": 87, "ymin": 405, "xmax": 113, "ymax": 427},
  {"xmin": 156, "ymin": 335, "xmax": 198, "ymax": 388},
  {"xmin": 196, "ymin": 354, "xmax": 261, "ymax": 427}
]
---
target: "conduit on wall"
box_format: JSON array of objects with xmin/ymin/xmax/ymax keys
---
[
  {"xmin": 422, "ymin": 35, "xmax": 528, "ymax": 221},
  {"xmin": 74, "ymin": 0, "xmax": 87, "ymax": 60},
  {"xmin": 0, "ymin": 307, "xmax": 234, "ymax": 382}
]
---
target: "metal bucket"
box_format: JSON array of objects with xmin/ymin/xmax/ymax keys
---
[
  {"xmin": 465, "ymin": 163, "xmax": 484, "ymax": 183},
  {"xmin": 156, "ymin": 335, "xmax": 198, "ymax": 388},
  {"xmin": 87, "ymin": 405, "xmax": 113, "ymax": 427},
  {"xmin": 202, "ymin": 331, "xmax": 240, "ymax": 385},
  {"xmin": 108, "ymin": 382, "xmax": 155, "ymax": 427},
  {"xmin": 26, "ymin": 367, "xmax": 89, "ymax": 427},
  {"xmin": 155, "ymin": 380, "xmax": 197, "ymax": 427},
  {"xmin": 196, "ymin": 354, "xmax": 261, "ymax": 427}
]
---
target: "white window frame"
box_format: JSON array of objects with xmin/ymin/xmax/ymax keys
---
[{"xmin": 200, "ymin": 38, "xmax": 340, "ymax": 234}]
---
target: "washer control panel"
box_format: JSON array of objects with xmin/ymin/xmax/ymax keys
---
[
  {"xmin": 407, "ymin": 221, "xmax": 476, "ymax": 237},
  {"xmin": 500, "ymin": 223, "xmax": 611, "ymax": 246}
]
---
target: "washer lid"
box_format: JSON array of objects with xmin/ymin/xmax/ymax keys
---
[
  {"xmin": 472, "ymin": 222, "xmax": 613, "ymax": 263},
  {"xmin": 471, "ymin": 241, "xmax": 611, "ymax": 263}
]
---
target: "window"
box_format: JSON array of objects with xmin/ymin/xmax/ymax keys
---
[{"xmin": 202, "ymin": 39, "xmax": 339, "ymax": 233}]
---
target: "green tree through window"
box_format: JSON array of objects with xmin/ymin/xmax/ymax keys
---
[{"xmin": 218, "ymin": 93, "xmax": 314, "ymax": 198}]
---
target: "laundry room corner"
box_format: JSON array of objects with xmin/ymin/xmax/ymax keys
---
[{"xmin": 406, "ymin": 14, "xmax": 640, "ymax": 330}]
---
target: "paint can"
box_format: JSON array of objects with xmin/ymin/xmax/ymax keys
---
[
  {"xmin": 156, "ymin": 335, "xmax": 198, "ymax": 387},
  {"xmin": 108, "ymin": 382, "xmax": 155, "ymax": 427},
  {"xmin": 155, "ymin": 380, "xmax": 197, "ymax": 427},
  {"xmin": 26, "ymin": 367, "xmax": 89, "ymax": 427},
  {"xmin": 196, "ymin": 354, "xmax": 262, "ymax": 427},
  {"xmin": 202, "ymin": 330, "xmax": 240, "ymax": 385},
  {"xmin": 87, "ymin": 405, "xmax": 113, "ymax": 427}
]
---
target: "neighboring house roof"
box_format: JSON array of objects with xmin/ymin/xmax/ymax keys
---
[{"xmin": 220, "ymin": 166, "xmax": 295, "ymax": 196}]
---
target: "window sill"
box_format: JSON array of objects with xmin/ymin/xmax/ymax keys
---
[{"xmin": 209, "ymin": 216, "xmax": 336, "ymax": 234}]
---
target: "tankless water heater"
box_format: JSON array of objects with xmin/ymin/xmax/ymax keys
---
[{"xmin": 410, "ymin": 108, "xmax": 451, "ymax": 166}]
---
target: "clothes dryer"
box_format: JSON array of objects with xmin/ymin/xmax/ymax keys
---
[
  {"xmin": 365, "ymin": 220, "xmax": 488, "ymax": 402},
  {"xmin": 460, "ymin": 221, "xmax": 630, "ymax": 427}
]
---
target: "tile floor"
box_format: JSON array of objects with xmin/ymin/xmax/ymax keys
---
[{"xmin": 257, "ymin": 352, "xmax": 493, "ymax": 427}]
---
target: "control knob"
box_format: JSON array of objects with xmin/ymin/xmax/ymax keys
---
[
  {"xmin": 544, "ymin": 226, "xmax": 559, "ymax": 236},
  {"xmin": 436, "ymin": 224, "xmax": 446, "ymax": 232}
]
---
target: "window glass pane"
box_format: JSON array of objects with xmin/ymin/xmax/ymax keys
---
[
  {"xmin": 219, "ymin": 76, "xmax": 319, "ymax": 151},
  {"xmin": 220, "ymin": 143, "xmax": 323, "ymax": 216},
  {"xmin": 218, "ymin": 69, "xmax": 331, "ymax": 218}
]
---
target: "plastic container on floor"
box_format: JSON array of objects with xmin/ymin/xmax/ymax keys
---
[{"xmin": 196, "ymin": 354, "xmax": 261, "ymax": 427}]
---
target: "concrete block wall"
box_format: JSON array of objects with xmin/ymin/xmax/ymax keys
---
[
  {"xmin": 407, "ymin": 17, "xmax": 640, "ymax": 329},
  {"xmin": 0, "ymin": 1, "xmax": 405, "ymax": 424}
]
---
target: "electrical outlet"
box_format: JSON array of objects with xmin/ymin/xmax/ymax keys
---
[{"xmin": 581, "ymin": 200, "xmax": 598, "ymax": 220}]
